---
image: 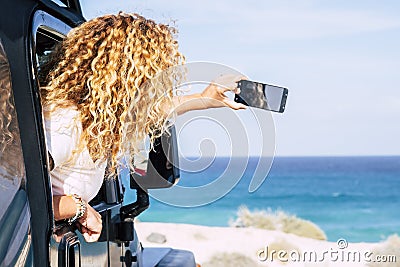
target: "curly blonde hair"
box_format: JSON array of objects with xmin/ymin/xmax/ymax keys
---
[
  {"xmin": 0, "ymin": 44, "xmax": 25, "ymax": 181},
  {"xmin": 40, "ymin": 13, "xmax": 184, "ymax": 175}
]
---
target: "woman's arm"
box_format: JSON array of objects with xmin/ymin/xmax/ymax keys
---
[{"xmin": 53, "ymin": 195, "xmax": 78, "ymax": 221}]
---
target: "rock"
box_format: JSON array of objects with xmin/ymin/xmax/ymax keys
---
[{"xmin": 146, "ymin": 232, "xmax": 167, "ymax": 244}]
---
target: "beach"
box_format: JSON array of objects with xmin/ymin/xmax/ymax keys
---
[
  {"xmin": 136, "ymin": 221, "xmax": 399, "ymax": 267},
  {"xmin": 130, "ymin": 157, "xmax": 400, "ymax": 266}
]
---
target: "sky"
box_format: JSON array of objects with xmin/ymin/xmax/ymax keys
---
[{"xmin": 80, "ymin": 0, "xmax": 400, "ymax": 157}]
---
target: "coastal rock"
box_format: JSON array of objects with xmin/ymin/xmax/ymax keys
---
[
  {"xmin": 202, "ymin": 252, "xmax": 257, "ymax": 267},
  {"xmin": 230, "ymin": 205, "xmax": 327, "ymax": 240},
  {"xmin": 146, "ymin": 232, "xmax": 167, "ymax": 244}
]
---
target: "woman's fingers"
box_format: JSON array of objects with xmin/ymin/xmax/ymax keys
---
[
  {"xmin": 85, "ymin": 233, "xmax": 100, "ymax": 243},
  {"xmin": 80, "ymin": 224, "xmax": 101, "ymax": 242},
  {"xmin": 213, "ymin": 74, "xmax": 247, "ymax": 93},
  {"xmin": 82, "ymin": 232, "xmax": 97, "ymax": 243},
  {"xmin": 94, "ymin": 211, "xmax": 101, "ymax": 221},
  {"xmin": 223, "ymin": 99, "xmax": 247, "ymax": 110}
]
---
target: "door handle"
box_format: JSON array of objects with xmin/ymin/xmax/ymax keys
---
[{"xmin": 58, "ymin": 231, "xmax": 81, "ymax": 267}]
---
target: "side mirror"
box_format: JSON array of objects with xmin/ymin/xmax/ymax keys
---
[
  {"xmin": 131, "ymin": 125, "xmax": 180, "ymax": 190},
  {"xmin": 119, "ymin": 125, "xmax": 180, "ymax": 223}
]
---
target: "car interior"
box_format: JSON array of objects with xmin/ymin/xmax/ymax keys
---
[{"xmin": 0, "ymin": 1, "xmax": 197, "ymax": 266}]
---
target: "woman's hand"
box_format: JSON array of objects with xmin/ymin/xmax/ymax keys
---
[
  {"xmin": 172, "ymin": 74, "xmax": 247, "ymax": 115},
  {"xmin": 200, "ymin": 74, "xmax": 247, "ymax": 110},
  {"xmin": 77, "ymin": 204, "xmax": 102, "ymax": 242},
  {"xmin": 52, "ymin": 195, "xmax": 102, "ymax": 242}
]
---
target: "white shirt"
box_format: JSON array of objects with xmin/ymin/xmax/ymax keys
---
[{"xmin": 44, "ymin": 107, "xmax": 106, "ymax": 202}]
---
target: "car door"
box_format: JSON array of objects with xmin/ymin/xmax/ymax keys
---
[
  {"xmin": 0, "ymin": 37, "xmax": 33, "ymax": 267},
  {"xmin": 31, "ymin": 7, "xmax": 123, "ymax": 267}
]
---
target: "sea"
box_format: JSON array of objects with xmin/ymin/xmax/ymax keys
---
[{"xmin": 129, "ymin": 156, "xmax": 400, "ymax": 243}]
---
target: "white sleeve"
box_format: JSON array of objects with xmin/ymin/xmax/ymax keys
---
[{"xmin": 44, "ymin": 108, "xmax": 81, "ymax": 168}]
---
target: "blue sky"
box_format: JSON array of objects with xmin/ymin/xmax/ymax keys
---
[{"xmin": 81, "ymin": 1, "xmax": 400, "ymax": 157}]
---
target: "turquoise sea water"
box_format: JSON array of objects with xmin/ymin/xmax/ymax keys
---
[{"xmin": 130, "ymin": 156, "xmax": 400, "ymax": 243}]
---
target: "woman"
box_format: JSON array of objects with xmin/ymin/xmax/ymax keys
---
[{"xmin": 41, "ymin": 13, "xmax": 246, "ymax": 242}]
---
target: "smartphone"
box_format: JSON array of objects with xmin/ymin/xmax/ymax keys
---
[{"xmin": 234, "ymin": 80, "xmax": 288, "ymax": 113}]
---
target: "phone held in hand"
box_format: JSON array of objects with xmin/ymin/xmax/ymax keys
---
[{"xmin": 234, "ymin": 80, "xmax": 288, "ymax": 113}]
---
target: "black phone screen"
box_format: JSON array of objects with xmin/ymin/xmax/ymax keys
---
[{"xmin": 234, "ymin": 80, "xmax": 288, "ymax": 113}]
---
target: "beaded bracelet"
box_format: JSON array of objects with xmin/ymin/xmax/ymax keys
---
[{"xmin": 67, "ymin": 194, "xmax": 86, "ymax": 224}]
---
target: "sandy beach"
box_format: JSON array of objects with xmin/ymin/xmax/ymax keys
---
[{"xmin": 135, "ymin": 221, "xmax": 399, "ymax": 267}]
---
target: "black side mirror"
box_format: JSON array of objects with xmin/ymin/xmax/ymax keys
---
[
  {"xmin": 119, "ymin": 125, "xmax": 180, "ymax": 224},
  {"xmin": 131, "ymin": 125, "xmax": 180, "ymax": 190}
]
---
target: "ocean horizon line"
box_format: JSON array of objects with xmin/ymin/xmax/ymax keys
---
[{"xmin": 180, "ymin": 155, "xmax": 400, "ymax": 159}]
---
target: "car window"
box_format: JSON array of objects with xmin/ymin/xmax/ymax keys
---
[
  {"xmin": 36, "ymin": 30, "xmax": 61, "ymax": 86},
  {"xmin": 51, "ymin": 0, "xmax": 67, "ymax": 7},
  {"xmin": 0, "ymin": 41, "xmax": 26, "ymax": 221}
]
